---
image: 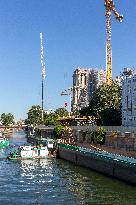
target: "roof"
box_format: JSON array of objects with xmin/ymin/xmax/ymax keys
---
[{"xmin": 35, "ymin": 125, "xmax": 55, "ymax": 130}]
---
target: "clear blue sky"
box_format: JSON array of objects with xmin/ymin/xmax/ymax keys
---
[{"xmin": 0, "ymin": 0, "xmax": 135, "ymax": 120}]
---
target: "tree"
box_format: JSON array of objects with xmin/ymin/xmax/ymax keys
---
[
  {"xmin": 80, "ymin": 82, "xmax": 122, "ymax": 125},
  {"xmin": 99, "ymin": 107, "xmax": 122, "ymax": 126},
  {"xmin": 44, "ymin": 108, "xmax": 69, "ymax": 126},
  {"xmin": 25, "ymin": 106, "xmax": 70, "ymax": 126},
  {"xmin": 26, "ymin": 105, "xmax": 44, "ymax": 126},
  {"xmin": 44, "ymin": 112, "xmax": 58, "ymax": 126},
  {"xmin": 1, "ymin": 113, "xmax": 14, "ymax": 127},
  {"xmin": 95, "ymin": 127, "xmax": 106, "ymax": 145},
  {"xmin": 79, "ymin": 107, "xmax": 90, "ymax": 117},
  {"xmin": 53, "ymin": 124, "xmax": 64, "ymax": 139},
  {"xmin": 55, "ymin": 108, "xmax": 69, "ymax": 118},
  {"xmin": 92, "ymin": 82, "xmax": 121, "ymax": 112}
]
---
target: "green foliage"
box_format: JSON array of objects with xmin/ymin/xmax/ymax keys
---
[
  {"xmin": 44, "ymin": 113, "xmax": 58, "ymax": 126},
  {"xmin": 80, "ymin": 82, "xmax": 122, "ymax": 125},
  {"xmin": 80, "ymin": 128, "xmax": 106, "ymax": 145},
  {"xmin": 99, "ymin": 107, "xmax": 122, "ymax": 126},
  {"xmin": 45, "ymin": 108, "xmax": 69, "ymax": 125},
  {"xmin": 1, "ymin": 113, "xmax": 14, "ymax": 126},
  {"xmin": 25, "ymin": 106, "xmax": 70, "ymax": 126},
  {"xmin": 91, "ymin": 82, "xmax": 121, "ymax": 113},
  {"xmin": 79, "ymin": 107, "xmax": 90, "ymax": 117},
  {"xmin": 95, "ymin": 127, "xmax": 106, "ymax": 145},
  {"xmin": 53, "ymin": 124, "xmax": 64, "ymax": 139},
  {"xmin": 55, "ymin": 108, "xmax": 69, "ymax": 118},
  {"xmin": 44, "ymin": 107, "xmax": 69, "ymax": 126},
  {"xmin": 26, "ymin": 105, "xmax": 44, "ymax": 126}
]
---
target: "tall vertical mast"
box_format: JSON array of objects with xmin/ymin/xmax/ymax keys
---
[
  {"xmin": 40, "ymin": 32, "xmax": 46, "ymax": 121},
  {"xmin": 105, "ymin": 0, "xmax": 123, "ymax": 86},
  {"xmin": 106, "ymin": 8, "xmax": 112, "ymax": 86}
]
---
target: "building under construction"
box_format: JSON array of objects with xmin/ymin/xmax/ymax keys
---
[{"xmin": 72, "ymin": 67, "xmax": 106, "ymax": 112}]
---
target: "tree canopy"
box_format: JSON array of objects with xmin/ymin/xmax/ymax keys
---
[
  {"xmin": 25, "ymin": 106, "xmax": 69, "ymax": 126},
  {"xmin": 44, "ymin": 112, "xmax": 57, "ymax": 126},
  {"xmin": 55, "ymin": 108, "xmax": 69, "ymax": 118},
  {"xmin": 26, "ymin": 105, "xmax": 44, "ymax": 126},
  {"xmin": 80, "ymin": 82, "xmax": 122, "ymax": 125},
  {"xmin": 1, "ymin": 113, "xmax": 14, "ymax": 127}
]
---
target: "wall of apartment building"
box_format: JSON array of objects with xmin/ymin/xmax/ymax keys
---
[{"xmin": 122, "ymin": 76, "xmax": 136, "ymax": 126}]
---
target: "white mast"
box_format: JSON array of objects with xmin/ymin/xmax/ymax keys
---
[{"xmin": 40, "ymin": 32, "xmax": 46, "ymax": 122}]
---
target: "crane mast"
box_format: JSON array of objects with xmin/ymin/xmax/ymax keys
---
[{"xmin": 105, "ymin": 0, "xmax": 123, "ymax": 85}]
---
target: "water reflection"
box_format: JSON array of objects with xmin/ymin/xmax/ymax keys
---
[{"xmin": 57, "ymin": 160, "xmax": 136, "ymax": 205}]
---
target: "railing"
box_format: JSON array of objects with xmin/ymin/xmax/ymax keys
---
[{"xmin": 58, "ymin": 143, "xmax": 136, "ymax": 167}]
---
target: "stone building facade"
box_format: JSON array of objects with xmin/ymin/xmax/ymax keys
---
[{"xmin": 72, "ymin": 67, "xmax": 106, "ymax": 112}]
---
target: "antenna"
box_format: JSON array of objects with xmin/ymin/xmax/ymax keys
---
[{"xmin": 40, "ymin": 32, "xmax": 46, "ymax": 122}]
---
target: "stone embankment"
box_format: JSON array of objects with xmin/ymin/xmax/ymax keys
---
[
  {"xmin": 56, "ymin": 126, "xmax": 136, "ymax": 184},
  {"xmin": 60, "ymin": 127, "xmax": 136, "ymax": 158},
  {"xmin": 57, "ymin": 143, "xmax": 136, "ymax": 185}
]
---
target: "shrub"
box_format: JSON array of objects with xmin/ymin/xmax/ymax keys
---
[
  {"xmin": 53, "ymin": 124, "xmax": 64, "ymax": 139},
  {"xmin": 95, "ymin": 127, "xmax": 106, "ymax": 145}
]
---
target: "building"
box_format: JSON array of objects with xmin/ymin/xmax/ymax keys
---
[
  {"xmin": 72, "ymin": 67, "xmax": 106, "ymax": 112},
  {"xmin": 114, "ymin": 67, "xmax": 136, "ymax": 86},
  {"xmin": 122, "ymin": 68, "xmax": 136, "ymax": 126},
  {"xmin": 114, "ymin": 75, "xmax": 123, "ymax": 86}
]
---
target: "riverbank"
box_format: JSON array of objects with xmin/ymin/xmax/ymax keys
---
[{"xmin": 57, "ymin": 143, "xmax": 136, "ymax": 185}]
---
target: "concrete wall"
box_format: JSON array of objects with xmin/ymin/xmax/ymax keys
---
[
  {"xmin": 71, "ymin": 125, "xmax": 136, "ymax": 133},
  {"xmin": 64, "ymin": 128, "xmax": 136, "ymax": 151},
  {"xmin": 105, "ymin": 135, "xmax": 136, "ymax": 151},
  {"xmin": 58, "ymin": 147, "xmax": 136, "ymax": 185}
]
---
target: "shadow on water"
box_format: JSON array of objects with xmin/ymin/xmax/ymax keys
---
[{"xmin": 0, "ymin": 131, "xmax": 136, "ymax": 205}]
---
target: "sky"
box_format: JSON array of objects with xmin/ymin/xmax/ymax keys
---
[{"xmin": 0, "ymin": 0, "xmax": 135, "ymax": 120}]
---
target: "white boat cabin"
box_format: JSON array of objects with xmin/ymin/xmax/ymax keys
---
[{"xmin": 20, "ymin": 146, "xmax": 49, "ymax": 158}]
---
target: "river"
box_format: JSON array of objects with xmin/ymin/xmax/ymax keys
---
[{"xmin": 0, "ymin": 131, "xmax": 136, "ymax": 205}]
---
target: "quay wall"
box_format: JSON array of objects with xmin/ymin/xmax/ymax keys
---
[
  {"xmin": 62, "ymin": 127, "xmax": 136, "ymax": 152},
  {"xmin": 57, "ymin": 147, "xmax": 136, "ymax": 185},
  {"xmin": 27, "ymin": 125, "xmax": 136, "ymax": 152}
]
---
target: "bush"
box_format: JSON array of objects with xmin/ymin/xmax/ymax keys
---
[
  {"xmin": 53, "ymin": 124, "xmax": 64, "ymax": 139},
  {"xmin": 95, "ymin": 127, "xmax": 106, "ymax": 145}
]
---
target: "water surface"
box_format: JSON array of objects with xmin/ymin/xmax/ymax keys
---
[{"xmin": 0, "ymin": 131, "xmax": 135, "ymax": 205}]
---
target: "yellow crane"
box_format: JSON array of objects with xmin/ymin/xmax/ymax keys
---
[{"xmin": 105, "ymin": 0, "xmax": 123, "ymax": 85}]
